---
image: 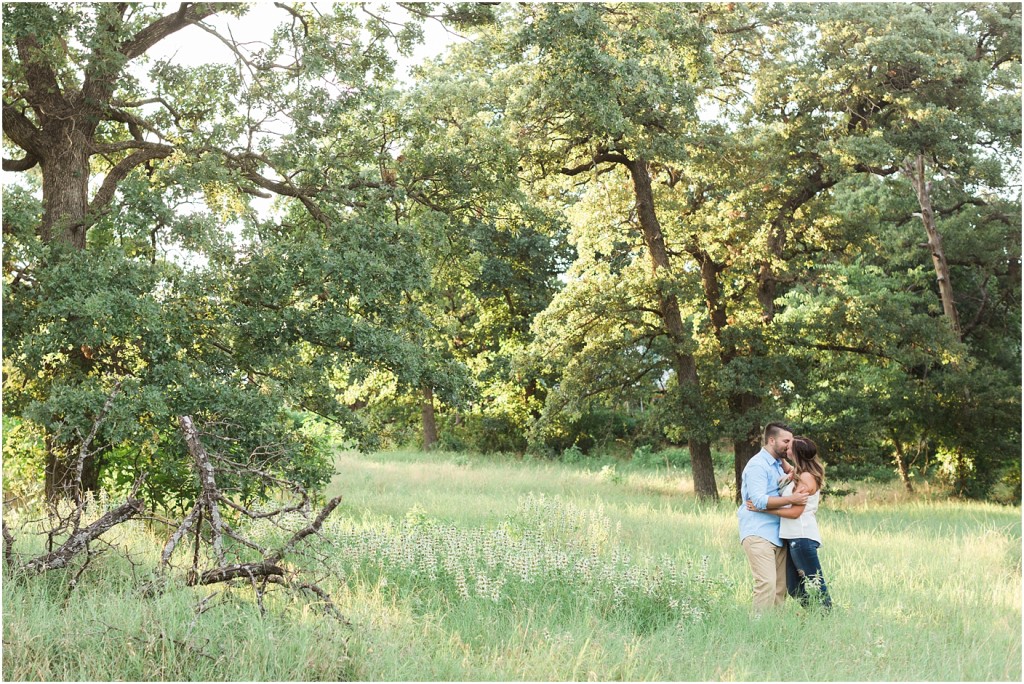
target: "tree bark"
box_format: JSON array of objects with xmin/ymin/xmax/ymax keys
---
[
  {"xmin": 178, "ymin": 415, "xmax": 228, "ymax": 566},
  {"xmin": 904, "ymin": 154, "xmax": 962, "ymax": 340},
  {"xmin": 421, "ymin": 385, "xmax": 438, "ymax": 450},
  {"xmin": 39, "ymin": 131, "xmax": 93, "ymax": 248},
  {"xmin": 627, "ymin": 158, "xmax": 718, "ymax": 500}
]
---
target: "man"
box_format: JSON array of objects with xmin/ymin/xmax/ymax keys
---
[{"xmin": 737, "ymin": 422, "xmax": 808, "ymax": 612}]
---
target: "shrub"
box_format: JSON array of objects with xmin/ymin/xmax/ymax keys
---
[
  {"xmin": 561, "ymin": 444, "xmax": 585, "ymax": 464},
  {"xmin": 598, "ymin": 464, "xmax": 623, "ymax": 485}
]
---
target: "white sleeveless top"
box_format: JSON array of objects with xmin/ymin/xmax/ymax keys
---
[{"xmin": 779, "ymin": 480, "xmax": 821, "ymax": 543}]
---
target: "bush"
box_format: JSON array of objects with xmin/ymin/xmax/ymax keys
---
[
  {"xmin": 438, "ymin": 412, "xmax": 528, "ymax": 455},
  {"xmin": 561, "ymin": 444, "xmax": 585, "ymax": 464},
  {"xmin": 597, "ymin": 464, "xmax": 623, "ymax": 484}
]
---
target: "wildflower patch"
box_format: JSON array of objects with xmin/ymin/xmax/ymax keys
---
[{"xmin": 321, "ymin": 493, "xmax": 730, "ymax": 633}]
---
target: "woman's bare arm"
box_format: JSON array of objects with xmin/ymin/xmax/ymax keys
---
[{"xmin": 747, "ymin": 473, "xmax": 817, "ymax": 517}]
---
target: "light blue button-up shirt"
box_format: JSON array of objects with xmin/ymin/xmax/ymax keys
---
[{"xmin": 737, "ymin": 448, "xmax": 786, "ymax": 546}]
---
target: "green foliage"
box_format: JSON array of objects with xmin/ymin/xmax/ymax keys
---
[
  {"xmin": 1, "ymin": 416, "xmax": 45, "ymax": 505},
  {"xmin": 3, "ymin": 2, "xmax": 1019, "ymax": 505},
  {"xmin": 561, "ymin": 444, "xmax": 585, "ymax": 464}
]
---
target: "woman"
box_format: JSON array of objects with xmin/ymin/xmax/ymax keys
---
[{"xmin": 746, "ymin": 436, "xmax": 832, "ymax": 610}]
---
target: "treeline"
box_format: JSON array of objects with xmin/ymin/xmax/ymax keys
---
[{"xmin": 2, "ymin": 3, "xmax": 1020, "ymax": 508}]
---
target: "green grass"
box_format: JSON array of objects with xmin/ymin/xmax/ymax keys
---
[{"xmin": 4, "ymin": 449, "xmax": 1021, "ymax": 681}]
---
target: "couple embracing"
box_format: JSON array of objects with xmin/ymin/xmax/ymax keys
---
[{"xmin": 737, "ymin": 422, "xmax": 833, "ymax": 613}]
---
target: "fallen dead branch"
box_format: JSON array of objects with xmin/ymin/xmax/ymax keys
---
[
  {"xmin": 2, "ymin": 400, "xmax": 347, "ymax": 626},
  {"xmin": 161, "ymin": 415, "xmax": 346, "ymax": 620}
]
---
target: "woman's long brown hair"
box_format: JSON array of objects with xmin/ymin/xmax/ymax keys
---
[{"xmin": 791, "ymin": 436, "xmax": 825, "ymax": 491}]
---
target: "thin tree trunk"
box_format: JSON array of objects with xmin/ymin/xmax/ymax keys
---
[
  {"xmin": 421, "ymin": 385, "xmax": 438, "ymax": 450},
  {"xmin": 524, "ymin": 378, "xmax": 542, "ymax": 420},
  {"xmin": 44, "ymin": 436, "xmax": 76, "ymax": 504},
  {"xmin": 890, "ymin": 429, "xmax": 914, "ymax": 493},
  {"xmin": 628, "ymin": 157, "xmax": 718, "ymax": 501},
  {"xmin": 43, "ymin": 437, "xmax": 103, "ymax": 503},
  {"xmin": 904, "ymin": 154, "xmax": 962, "ymax": 340}
]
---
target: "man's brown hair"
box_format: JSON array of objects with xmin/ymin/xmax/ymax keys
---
[{"xmin": 763, "ymin": 422, "xmax": 792, "ymax": 444}]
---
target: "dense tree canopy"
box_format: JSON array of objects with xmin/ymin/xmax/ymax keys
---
[{"xmin": 4, "ymin": 2, "xmax": 1020, "ymax": 506}]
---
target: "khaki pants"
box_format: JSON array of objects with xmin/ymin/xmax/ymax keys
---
[{"xmin": 741, "ymin": 536, "xmax": 788, "ymax": 612}]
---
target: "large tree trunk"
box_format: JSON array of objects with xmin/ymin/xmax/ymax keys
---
[
  {"xmin": 628, "ymin": 158, "xmax": 718, "ymax": 501},
  {"xmin": 39, "ymin": 129, "xmax": 93, "ymax": 248},
  {"xmin": 904, "ymin": 154, "xmax": 962, "ymax": 340},
  {"xmin": 40, "ymin": 131, "xmax": 96, "ymax": 502},
  {"xmin": 421, "ymin": 385, "xmax": 438, "ymax": 450}
]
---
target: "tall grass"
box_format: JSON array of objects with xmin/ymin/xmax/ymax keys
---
[{"xmin": 4, "ymin": 449, "xmax": 1021, "ymax": 681}]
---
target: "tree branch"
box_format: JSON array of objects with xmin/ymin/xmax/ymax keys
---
[
  {"xmin": 188, "ymin": 561, "xmax": 286, "ymax": 586},
  {"xmin": 266, "ymin": 496, "xmax": 342, "ymax": 564},
  {"xmin": 2, "ymin": 153, "xmax": 40, "ymax": 172},
  {"xmin": 21, "ymin": 499, "xmax": 145, "ymax": 573},
  {"xmin": 2, "ymin": 100, "xmax": 43, "ymax": 155},
  {"xmin": 2, "ymin": 521, "xmax": 15, "ymax": 570},
  {"xmin": 187, "ymin": 15, "xmax": 302, "ymax": 73},
  {"xmin": 178, "ymin": 415, "xmax": 228, "ymax": 566},
  {"xmin": 560, "ymin": 151, "xmax": 632, "ymax": 176},
  {"xmin": 160, "ymin": 503, "xmax": 202, "ymax": 566},
  {"xmin": 16, "ymin": 35, "xmax": 66, "ymax": 114},
  {"xmin": 120, "ymin": 3, "xmax": 224, "ymax": 61},
  {"xmin": 89, "ymin": 144, "xmax": 174, "ymax": 213}
]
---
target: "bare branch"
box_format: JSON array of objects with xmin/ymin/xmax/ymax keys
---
[
  {"xmin": 22, "ymin": 499, "xmax": 144, "ymax": 573},
  {"xmin": 178, "ymin": 415, "xmax": 227, "ymax": 566},
  {"xmin": 188, "ymin": 561, "xmax": 286, "ymax": 586},
  {"xmin": 160, "ymin": 503, "xmax": 202, "ymax": 566},
  {"xmin": 284, "ymin": 579, "xmax": 350, "ymax": 623},
  {"xmin": 187, "ymin": 16, "xmax": 301, "ymax": 73},
  {"xmin": 267, "ymin": 496, "xmax": 342, "ymax": 564},
  {"xmin": 120, "ymin": 3, "xmax": 224, "ymax": 62},
  {"xmin": 2, "ymin": 521, "xmax": 15, "ymax": 569}
]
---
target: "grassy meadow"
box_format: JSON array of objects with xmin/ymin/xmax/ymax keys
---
[{"xmin": 3, "ymin": 448, "xmax": 1021, "ymax": 681}]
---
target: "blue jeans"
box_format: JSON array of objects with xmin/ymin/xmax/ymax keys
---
[{"xmin": 784, "ymin": 538, "xmax": 832, "ymax": 609}]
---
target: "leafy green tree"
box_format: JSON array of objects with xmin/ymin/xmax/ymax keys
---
[
  {"xmin": 396, "ymin": 61, "xmax": 573, "ymax": 452},
  {"xmin": 427, "ymin": 2, "xmax": 727, "ymax": 497},
  {"xmin": 790, "ymin": 2, "xmax": 1021, "ymax": 496},
  {"xmin": 2, "ymin": 3, "xmax": 457, "ymax": 504}
]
